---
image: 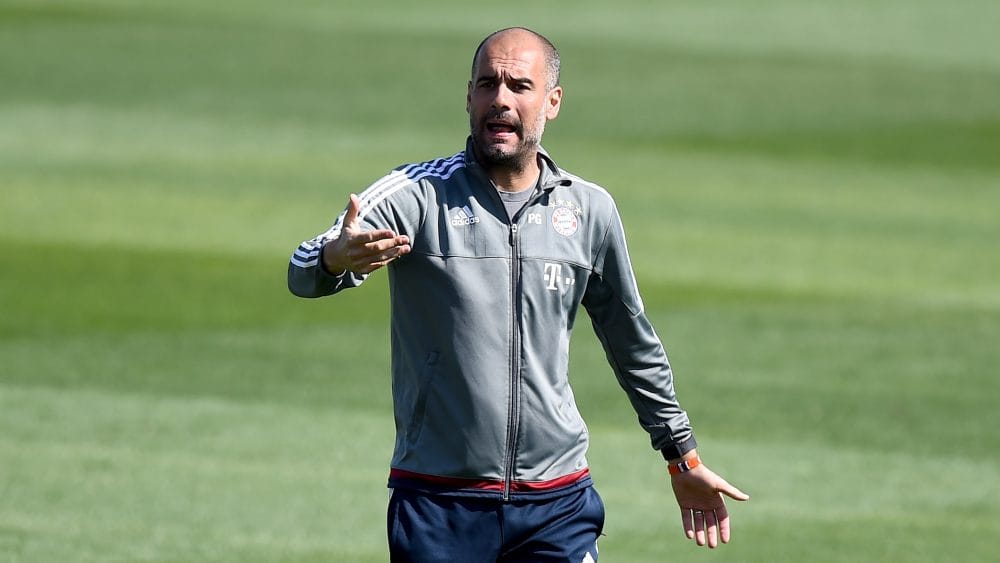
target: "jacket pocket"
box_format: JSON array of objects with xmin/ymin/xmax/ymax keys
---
[{"xmin": 405, "ymin": 350, "xmax": 440, "ymax": 445}]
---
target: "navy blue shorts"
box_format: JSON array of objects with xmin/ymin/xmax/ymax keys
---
[{"xmin": 387, "ymin": 486, "xmax": 605, "ymax": 562}]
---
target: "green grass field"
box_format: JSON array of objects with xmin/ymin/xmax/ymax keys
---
[{"xmin": 2, "ymin": 1, "xmax": 999, "ymax": 561}]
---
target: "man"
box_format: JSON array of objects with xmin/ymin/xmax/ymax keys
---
[{"xmin": 289, "ymin": 27, "xmax": 748, "ymax": 562}]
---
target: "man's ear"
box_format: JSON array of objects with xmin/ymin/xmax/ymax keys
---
[
  {"xmin": 466, "ymin": 81, "xmax": 473, "ymax": 113},
  {"xmin": 545, "ymin": 86, "xmax": 563, "ymax": 120}
]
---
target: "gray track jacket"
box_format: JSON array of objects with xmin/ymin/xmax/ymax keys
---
[{"xmin": 288, "ymin": 139, "xmax": 696, "ymax": 499}]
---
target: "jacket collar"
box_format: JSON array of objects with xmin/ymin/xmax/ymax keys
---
[{"xmin": 463, "ymin": 136, "xmax": 571, "ymax": 191}]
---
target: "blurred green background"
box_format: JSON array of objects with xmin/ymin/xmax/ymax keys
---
[{"xmin": 2, "ymin": 1, "xmax": 998, "ymax": 561}]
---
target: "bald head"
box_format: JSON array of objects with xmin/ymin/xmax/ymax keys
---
[{"xmin": 471, "ymin": 27, "xmax": 560, "ymax": 91}]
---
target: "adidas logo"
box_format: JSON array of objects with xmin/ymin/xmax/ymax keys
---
[{"xmin": 450, "ymin": 205, "xmax": 481, "ymax": 226}]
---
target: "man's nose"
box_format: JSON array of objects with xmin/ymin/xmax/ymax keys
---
[{"xmin": 491, "ymin": 84, "xmax": 512, "ymax": 111}]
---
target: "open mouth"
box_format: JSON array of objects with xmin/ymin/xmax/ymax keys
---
[{"xmin": 486, "ymin": 120, "xmax": 518, "ymax": 136}]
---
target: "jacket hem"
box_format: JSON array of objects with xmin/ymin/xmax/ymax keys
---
[{"xmin": 387, "ymin": 468, "xmax": 592, "ymax": 500}]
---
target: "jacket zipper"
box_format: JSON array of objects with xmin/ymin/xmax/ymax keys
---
[
  {"xmin": 498, "ymin": 180, "xmax": 566, "ymax": 501},
  {"xmin": 503, "ymin": 221, "xmax": 521, "ymax": 501}
]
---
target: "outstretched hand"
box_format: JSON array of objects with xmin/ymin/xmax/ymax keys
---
[
  {"xmin": 670, "ymin": 462, "xmax": 749, "ymax": 548},
  {"xmin": 322, "ymin": 194, "xmax": 411, "ymax": 275}
]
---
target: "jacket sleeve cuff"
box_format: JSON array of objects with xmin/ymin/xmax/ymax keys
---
[{"xmin": 659, "ymin": 435, "xmax": 698, "ymax": 461}]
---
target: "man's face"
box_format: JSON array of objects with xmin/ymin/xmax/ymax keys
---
[{"xmin": 467, "ymin": 34, "xmax": 562, "ymax": 171}]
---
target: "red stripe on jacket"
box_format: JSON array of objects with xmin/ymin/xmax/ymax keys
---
[{"xmin": 389, "ymin": 467, "xmax": 590, "ymax": 492}]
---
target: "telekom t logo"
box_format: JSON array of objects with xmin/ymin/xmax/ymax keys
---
[{"xmin": 543, "ymin": 262, "xmax": 575, "ymax": 291}]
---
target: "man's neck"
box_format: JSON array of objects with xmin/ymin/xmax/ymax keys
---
[
  {"xmin": 488, "ymin": 161, "xmax": 540, "ymax": 193},
  {"xmin": 474, "ymin": 146, "xmax": 541, "ymax": 193}
]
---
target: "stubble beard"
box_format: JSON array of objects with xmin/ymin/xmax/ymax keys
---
[{"xmin": 471, "ymin": 111, "xmax": 547, "ymax": 173}]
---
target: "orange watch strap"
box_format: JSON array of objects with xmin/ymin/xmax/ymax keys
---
[{"xmin": 668, "ymin": 455, "xmax": 701, "ymax": 475}]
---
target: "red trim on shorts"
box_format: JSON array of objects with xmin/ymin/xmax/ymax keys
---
[{"xmin": 389, "ymin": 468, "xmax": 590, "ymax": 492}]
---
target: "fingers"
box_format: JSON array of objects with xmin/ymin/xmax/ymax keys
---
[
  {"xmin": 347, "ymin": 233, "xmax": 409, "ymax": 258},
  {"xmin": 334, "ymin": 193, "xmax": 412, "ymax": 274},
  {"xmin": 705, "ymin": 510, "xmax": 719, "ymax": 548},
  {"xmin": 718, "ymin": 505, "xmax": 732, "ymax": 544},
  {"xmin": 672, "ymin": 466, "xmax": 746, "ymax": 549},
  {"xmin": 719, "ymin": 479, "xmax": 751, "ymax": 502},
  {"xmin": 684, "ymin": 508, "xmax": 723, "ymax": 548},
  {"xmin": 693, "ymin": 509, "xmax": 706, "ymax": 546},
  {"xmin": 352, "ymin": 245, "xmax": 411, "ymax": 273},
  {"xmin": 680, "ymin": 507, "xmax": 694, "ymax": 540},
  {"xmin": 354, "ymin": 229, "xmax": 408, "ymax": 246},
  {"xmin": 343, "ymin": 194, "xmax": 361, "ymax": 228},
  {"xmin": 346, "ymin": 240, "xmax": 411, "ymax": 273}
]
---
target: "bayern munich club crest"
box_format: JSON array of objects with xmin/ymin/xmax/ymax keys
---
[{"xmin": 551, "ymin": 205, "xmax": 579, "ymax": 237}]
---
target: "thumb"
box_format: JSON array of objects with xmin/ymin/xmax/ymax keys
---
[
  {"xmin": 718, "ymin": 479, "xmax": 750, "ymax": 502},
  {"xmin": 343, "ymin": 193, "xmax": 361, "ymax": 228}
]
